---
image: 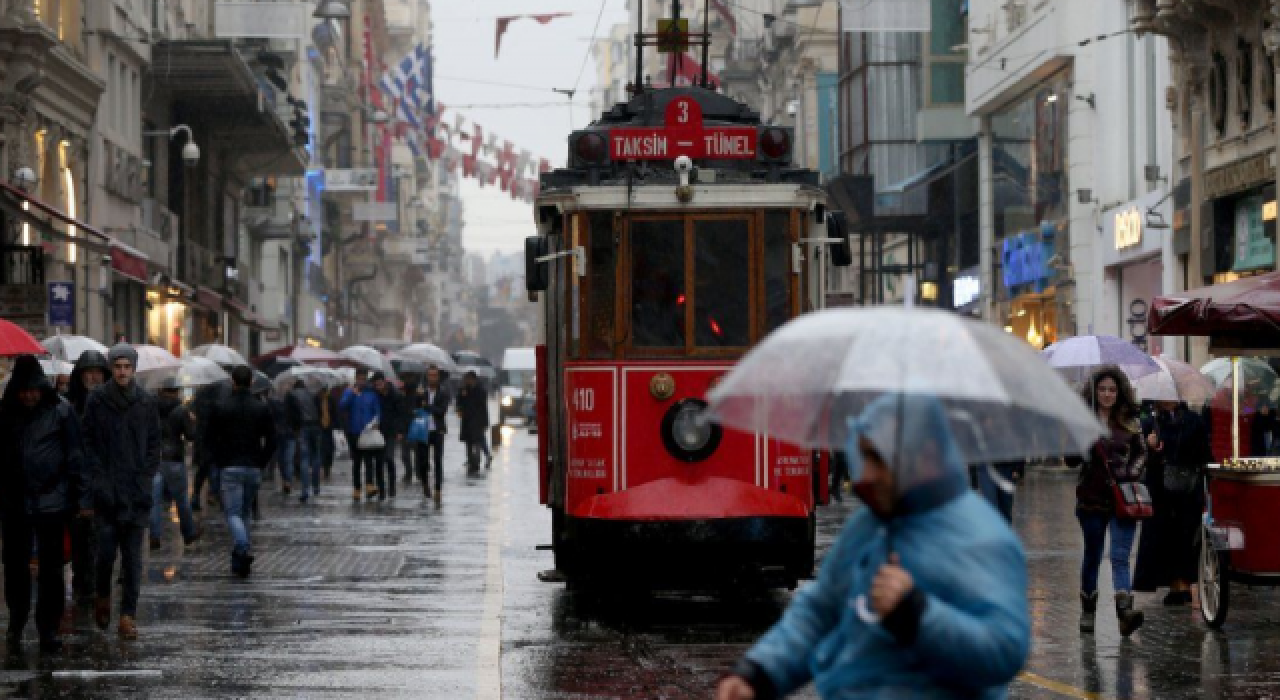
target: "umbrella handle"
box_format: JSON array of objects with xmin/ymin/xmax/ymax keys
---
[{"xmin": 854, "ymin": 594, "xmax": 881, "ymax": 626}]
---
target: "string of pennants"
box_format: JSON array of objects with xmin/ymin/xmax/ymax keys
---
[{"xmin": 378, "ymin": 42, "xmax": 551, "ymax": 204}]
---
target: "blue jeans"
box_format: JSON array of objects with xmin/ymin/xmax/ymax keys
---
[
  {"xmin": 220, "ymin": 467, "xmax": 262, "ymax": 556},
  {"xmin": 1078, "ymin": 510, "xmax": 1139, "ymax": 594},
  {"xmin": 277, "ymin": 433, "xmax": 297, "ymax": 484},
  {"xmin": 151, "ymin": 461, "xmax": 196, "ymax": 540},
  {"xmin": 298, "ymin": 426, "xmax": 323, "ymax": 497}
]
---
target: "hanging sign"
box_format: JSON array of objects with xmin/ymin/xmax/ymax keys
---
[
  {"xmin": 609, "ymin": 97, "xmax": 758, "ymax": 161},
  {"xmin": 48, "ymin": 282, "xmax": 74, "ymax": 328}
]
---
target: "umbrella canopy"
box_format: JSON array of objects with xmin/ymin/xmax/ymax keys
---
[
  {"xmin": 0, "ymin": 321, "xmax": 45, "ymax": 358},
  {"xmin": 273, "ymin": 366, "xmax": 341, "ymax": 393},
  {"xmin": 340, "ymin": 345, "xmax": 397, "ymax": 380},
  {"xmin": 132, "ymin": 344, "xmax": 182, "ymax": 373},
  {"xmin": 252, "ymin": 345, "xmax": 351, "ymax": 369},
  {"xmin": 706, "ymin": 308, "xmax": 1105, "ymax": 464},
  {"xmin": 394, "ymin": 343, "xmax": 457, "ymax": 372},
  {"xmin": 1041, "ymin": 335, "xmax": 1161, "ymax": 383},
  {"xmin": 1149, "ymin": 270, "xmax": 1280, "ymax": 339},
  {"xmin": 39, "ymin": 358, "xmax": 74, "ymax": 378},
  {"xmin": 257, "ymin": 357, "xmax": 301, "ymax": 378},
  {"xmin": 138, "ymin": 356, "xmax": 231, "ymax": 391},
  {"xmin": 189, "ymin": 344, "xmax": 248, "ymax": 367},
  {"xmin": 41, "ymin": 335, "xmax": 108, "ymax": 362},
  {"xmin": 1201, "ymin": 357, "xmax": 1278, "ymax": 390},
  {"xmin": 1133, "ymin": 356, "xmax": 1216, "ymax": 406}
]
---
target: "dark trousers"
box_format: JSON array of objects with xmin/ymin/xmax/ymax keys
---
[
  {"xmin": 2, "ymin": 514, "xmax": 66, "ymax": 639},
  {"xmin": 830, "ymin": 454, "xmax": 851, "ymax": 502},
  {"xmin": 321, "ymin": 428, "xmax": 335, "ymax": 476},
  {"xmin": 381, "ymin": 435, "xmax": 398, "ymax": 487},
  {"xmin": 415, "ymin": 433, "xmax": 444, "ymax": 493},
  {"xmin": 347, "ymin": 432, "xmax": 381, "ymax": 493},
  {"xmin": 95, "ymin": 518, "xmax": 145, "ymax": 617},
  {"xmin": 193, "ymin": 459, "xmax": 212, "ymax": 505},
  {"xmin": 401, "ymin": 439, "xmax": 416, "ymax": 482},
  {"xmin": 69, "ymin": 515, "xmax": 96, "ymax": 603}
]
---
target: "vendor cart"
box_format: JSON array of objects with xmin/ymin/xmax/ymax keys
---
[{"xmin": 1150, "ymin": 271, "xmax": 1280, "ymax": 627}]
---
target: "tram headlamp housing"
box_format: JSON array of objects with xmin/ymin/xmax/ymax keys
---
[
  {"xmin": 661, "ymin": 399, "xmax": 722, "ymax": 462},
  {"xmin": 571, "ymin": 131, "xmax": 609, "ymax": 166},
  {"xmin": 759, "ymin": 127, "xmax": 792, "ymax": 163}
]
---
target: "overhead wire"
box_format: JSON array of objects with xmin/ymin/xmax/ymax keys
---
[{"xmin": 572, "ymin": 0, "xmax": 610, "ymax": 96}]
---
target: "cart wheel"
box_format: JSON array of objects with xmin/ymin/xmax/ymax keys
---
[{"xmin": 1199, "ymin": 529, "xmax": 1230, "ymax": 629}]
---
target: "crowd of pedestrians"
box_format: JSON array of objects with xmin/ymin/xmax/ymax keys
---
[{"xmin": 0, "ymin": 343, "xmax": 491, "ymax": 654}]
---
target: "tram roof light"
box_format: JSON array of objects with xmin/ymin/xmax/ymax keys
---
[
  {"xmin": 759, "ymin": 127, "xmax": 791, "ymax": 162},
  {"xmin": 573, "ymin": 131, "xmax": 608, "ymax": 166}
]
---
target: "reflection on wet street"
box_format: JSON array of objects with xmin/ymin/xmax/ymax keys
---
[{"xmin": 4, "ymin": 423, "xmax": 1280, "ymax": 698}]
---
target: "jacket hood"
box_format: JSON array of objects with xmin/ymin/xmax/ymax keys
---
[
  {"xmin": 844, "ymin": 393, "xmax": 969, "ymax": 518},
  {"xmin": 2, "ymin": 355, "xmax": 55, "ymax": 412},
  {"xmin": 68, "ymin": 350, "xmax": 110, "ymax": 410}
]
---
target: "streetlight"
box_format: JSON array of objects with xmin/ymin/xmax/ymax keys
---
[{"xmin": 314, "ymin": 0, "xmax": 351, "ymax": 20}]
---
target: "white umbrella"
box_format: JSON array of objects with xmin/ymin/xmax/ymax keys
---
[
  {"xmin": 139, "ymin": 356, "xmax": 232, "ymax": 390},
  {"xmin": 341, "ymin": 345, "xmax": 397, "ymax": 380},
  {"xmin": 394, "ymin": 343, "xmax": 457, "ymax": 372},
  {"xmin": 1041, "ymin": 335, "xmax": 1161, "ymax": 383},
  {"xmin": 41, "ymin": 335, "xmax": 108, "ymax": 363},
  {"xmin": 189, "ymin": 343, "xmax": 248, "ymax": 367},
  {"xmin": 706, "ymin": 308, "xmax": 1105, "ymax": 464},
  {"xmin": 1134, "ymin": 356, "xmax": 1216, "ymax": 406},
  {"xmin": 132, "ymin": 344, "xmax": 181, "ymax": 373},
  {"xmin": 274, "ymin": 365, "xmax": 339, "ymax": 393},
  {"xmin": 1201, "ymin": 357, "xmax": 1277, "ymax": 390},
  {"xmin": 39, "ymin": 359, "xmax": 74, "ymax": 378}
]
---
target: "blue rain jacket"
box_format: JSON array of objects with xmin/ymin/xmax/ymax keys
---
[
  {"xmin": 744, "ymin": 395, "xmax": 1030, "ymax": 699},
  {"xmin": 338, "ymin": 387, "xmax": 382, "ymax": 436}
]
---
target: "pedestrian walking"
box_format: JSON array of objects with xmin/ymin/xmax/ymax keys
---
[
  {"xmin": 401, "ymin": 374, "xmax": 420, "ymax": 486},
  {"xmin": 286, "ymin": 379, "xmax": 324, "ymax": 503},
  {"xmin": 191, "ymin": 377, "xmax": 231, "ymax": 512},
  {"xmin": 319, "ymin": 385, "xmax": 338, "ymax": 480},
  {"xmin": 205, "ymin": 366, "xmax": 276, "ymax": 577},
  {"xmin": 339, "ymin": 368, "xmax": 382, "ymax": 502},
  {"xmin": 1134, "ymin": 400, "xmax": 1211, "ymax": 605},
  {"xmin": 456, "ymin": 370, "xmax": 491, "ymax": 472},
  {"xmin": 372, "ymin": 372, "xmax": 405, "ymax": 497},
  {"xmin": 716, "ymin": 394, "xmax": 1029, "ymax": 700},
  {"xmin": 0, "ymin": 356, "xmax": 89, "ymax": 653},
  {"xmin": 1069, "ymin": 366, "xmax": 1149, "ymax": 637},
  {"xmin": 412, "ymin": 367, "xmax": 451, "ymax": 504},
  {"xmin": 149, "ymin": 379, "xmax": 200, "ymax": 550},
  {"xmin": 65, "ymin": 349, "xmax": 108, "ymax": 609},
  {"xmin": 829, "ymin": 451, "xmax": 850, "ymax": 502},
  {"xmin": 268, "ymin": 390, "xmax": 293, "ymax": 493},
  {"xmin": 81, "ymin": 343, "xmax": 161, "ymax": 640}
]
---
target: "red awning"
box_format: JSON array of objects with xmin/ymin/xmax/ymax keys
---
[
  {"xmin": 1149, "ymin": 271, "xmax": 1280, "ymax": 339},
  {"xmin": 195, "ymin": 287, "xmax": 223, "ymax": 311},
  {"xmin": 0, "ymin": 182, "xmax": 111, "ymax": 252},
  {"xmin": 109, "ymin": 242, "xmax": 150, "ymax": 284}
]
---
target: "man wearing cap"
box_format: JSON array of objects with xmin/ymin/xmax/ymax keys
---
[
  {"xmin": 149, "ymin": 379, "xmax": 200, "ymax": 550},
  {"xmin": 81, "ymin": 342, "xmax": 161, "ymax": 640},
  {"xmin": 0, "ymin": 356, "xmax": 88, "ymax": 653}
]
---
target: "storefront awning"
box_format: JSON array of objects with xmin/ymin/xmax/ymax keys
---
[
  {"xmin": 194, "ymin": 287, "xmax": 224, "ymax": 312},
  {"xmin": 150, "ymin": 40, "xmax": 306, "ymax": 176},
  {"xmin": 1149, "ymin": 271, "xmax": 1280, "ymax": 344},
  {"xmin": 0, "ymin": 183, "xmax": 112, "ymax": 253},
  {"xmin": 109, "ymin": 241, "xmax": 150, "ymax": 284}
]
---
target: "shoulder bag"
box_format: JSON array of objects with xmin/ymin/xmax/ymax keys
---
[{"xmin": 357, "ymin": 420, "xmax": 385, "ymax": 450}]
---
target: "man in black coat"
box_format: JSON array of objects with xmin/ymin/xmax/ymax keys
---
[
  {"xmin": 412, "ymin": 367, "xmax": 451, "ymax": 503},
  {"xmin": 0, "ymin": 356, "xmax": 89, "ymax": 653},
  {"xmin": 191, "ymin": 377, "xmax": 232, "ymax": 510},
  {"xmin": 206, "ymin": 366, "xmax": 276, "ymax": 577},
  {"xmin": 372, "ymin": 372, "xmax": 405, "ymax": 498},
  {"xmin": 81, "ymin": 343, "xmax": 160, "ymax": 640},
  {"xmin": 65, "ymin": 349, "xmax": 108, "ymax": 609},
  {"xmin": 456, "ymin": 370, "xmax": 491, "ymax": 472},
  {"xmin": 149, "ymin": 379, "xmax": 200, "ymax": 550}
]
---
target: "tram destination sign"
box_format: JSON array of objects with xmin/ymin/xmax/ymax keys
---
[{"xmin": 609, "ymin": 97, "xmax": 758, "ymax": 161}]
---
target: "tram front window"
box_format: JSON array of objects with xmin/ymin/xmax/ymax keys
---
[
  {"xmin": 631, "ymin": 220, "xmax": 686, "ymax": 347},
  {"xmin": 694, "ymin": 220, "xmax": 749, "ymax": 346}
]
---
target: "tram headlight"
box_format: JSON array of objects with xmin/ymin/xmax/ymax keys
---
[
  {"xmin": 759, "ymin": 127, "xmax": 792, "ymax": 162},
  {"xmin": 661, "ymin": 399, "xmax": 723, "ymax": 462},
  {"xmin": 572, "ymin": 131, "xmax": 608, "ymax": 165}
]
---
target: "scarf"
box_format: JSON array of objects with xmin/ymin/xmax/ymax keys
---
[{"xmin": 101, "ymin": 379, "xmax": 139, "ymax": 413}]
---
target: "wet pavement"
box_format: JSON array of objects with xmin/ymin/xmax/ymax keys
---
[{"xmin": 2, "ymin": 416, "xmax": 1280, "ymax": 698}]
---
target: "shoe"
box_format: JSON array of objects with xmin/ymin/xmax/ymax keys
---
[
  {"xmin": 353, "ymin": 489, "xmax": 362, "ymax": 503},
  {"xmin": 38, "ymin": 636, "xmax": 62, "ymax": 654},
  {"xmin": 191, "ymin": 502, "xmax": 202, "ymax": 513},
  {"xmin": 117, "ymin": 616, "xmax": 138, "ymax": 640},
  {"xmin": 389, "ymin": 487, "xmax": 396, "ymax": 499},
  {"xmin": 300, "ymin": 494, "xmax": 309, "ymax": 504},
  {"xmin": 282, "ymin": 482, "xmax": 292, "ymax": 495},
  {"xmin": 486, "ymin": 455, "xmax": 493, "ymax": 469},
  {"xmin": 94, "ymin": 597, "xmax": 111, "ymax": 631},
  {"xmin": 1163, "ymin": 590, "xmax": 1192, "ymax": 606},
  {"xmin": 378, "ymin": 492, "xmax": 387, "ymax": 502},
  {"xmin": 365, "ymin": 484, "xmax": 378, "ymax": 499},
  {"xmin": 1079, "ymin": 591, "xmax": 1097, "ymax": 633},
  {"xmin": 434, "ymin": 490, "xmax": 441, "ymax": 506},
  {"xmin": 6, "ymin": 627, "xmax": 22, "ymax": 655},
  {"xmin": 231, "ymin": 551, "xmax": 255, "ymax": 578},
  {"xmin": 183, "ymin": 527, "xmax": 203, "ymax": 547},
  {"xmin": 150, "ymin": 537, "xmax": 162, "ymax": 551},
  {"xmin": 1115, "ymin": 592, "xmax": 1144, "ymax": 637},
  {"xmin": 423, "ymin": 489, "xmax": 432, "ymax": 501}
]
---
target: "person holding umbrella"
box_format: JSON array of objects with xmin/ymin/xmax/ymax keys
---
[
  {"xmin": 66, "ymin": 348, "xmax": 109, "ymax": 610},
  {"xmin": 716, "ymin": 394, "xmax": 1030, "ymax": 700},
  {"xmin": 1069, "ymin": 367, "xmax": 1148, "ymax": 637}
]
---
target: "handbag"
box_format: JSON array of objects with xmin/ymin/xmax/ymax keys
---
[
  {"xmin": 1097, "ymin": 442, "xmax": 1153, "ymax": 519},
  {"xmin": 407, "ymin": 409, "xmax": 430, "ymax": 444},
  {"xmin": 357, "ymin": 420, "xmax": 385, "ymax": 450}
]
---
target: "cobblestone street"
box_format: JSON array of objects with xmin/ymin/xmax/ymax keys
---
[{"xmin": 0, "ymin": 421, "xmax": 1276, "ymax": 698}]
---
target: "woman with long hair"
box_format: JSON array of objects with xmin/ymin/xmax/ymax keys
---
[{"xmin": 1071, "ymin": 366, "xmax": 1147, "ymax": 637}]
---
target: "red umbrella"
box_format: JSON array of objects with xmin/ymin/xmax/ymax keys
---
[
  {"xmin": 251, "ymin": 345, "xmax": 355, "ymax": 369},
  {"xmin": 0, "ymin": 320, "xmax": 47, "ymax": 357},
  {"xmin": 1149, "ymin": 270, "xmax": 1280, "ymax": 338}
]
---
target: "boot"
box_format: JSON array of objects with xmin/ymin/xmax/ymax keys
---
[
  {"xmin": 6, "ymin": 625, "xmax": 23, "ymax": 655},
  {"xmin": 117, "ymin": 615, "xmax": 138, "ymax": 640},
  {"xmin": 1115, "ymin": 592, "xmax": 1144, "ymax": 637},
  {"xmin": 94, "ymin": 597, "xmax": 111, "ymax": 631},
  {"xmin": 1079, "ymin": 591, "xmax": 1097, "ymax": 633}
]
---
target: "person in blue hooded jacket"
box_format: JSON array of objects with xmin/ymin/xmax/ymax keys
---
[
  {"xmin": 339, "ymin": 368, "xmax": 382, "ymax": 502},
  {"xmin": 718, "ymin": 394, "xmax": 1030, "ymax": 700}
]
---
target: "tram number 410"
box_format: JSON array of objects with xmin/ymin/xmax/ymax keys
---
[{"xmin": 571, "ymin": 388, "xmax": 596, "ymax": 412}]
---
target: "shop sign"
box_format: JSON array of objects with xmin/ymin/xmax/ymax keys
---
[
  {"xmin": 324, "ymin": 169, "xmax": 377, "ymax": 192},
  {"xmin": 1233, "ymin": 195, "xmax": 1276, "ymax": 272},
  {"xmin": 953, "ymin": 275, "xmax": 981, "ymax": 307},
  {"xmin": 1001, "ymin": 231, "xmax": 1052, "ymax": 291},
  {"xmin": 110, "ymin": 247, "xmax": 149, "ymax": 284},
  {"xmin": 1114, "ymin": 208, "xmax": 1142, "ymax": 250},
  {"xmin": 47, "ymin": 282, "xmax": 73, "ymax": 328},
  {"xmin": 1204, "ymin": 151, "xmax": 1274, "ymax": 200}
]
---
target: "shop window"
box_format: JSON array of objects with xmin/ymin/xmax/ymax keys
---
[
  {"xmin": 693, "ymin": 220, "xmax": 749, "ymax": 347},
  {"xmin": 928, "ymin": 64, "xmax": 965, "ymax": 105},
  {"xmin": 586, "ymin": 212, "xmax": 616, "ymax": 358},
  {"xmin": 630, "ymin": 220, "xmax": 685, "ymax": 348},
  {"xmin": 764, "ymin": 211, "xmax": 791, "ymax": 332},
  {"xmin": 928, "ymin": 0, "xmax": 965, "ymax": 56}
]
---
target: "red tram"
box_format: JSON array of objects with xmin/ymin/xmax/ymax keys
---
[{"xmin": 525, "ymin": 74, "xmax": 852, "ymax": 588}]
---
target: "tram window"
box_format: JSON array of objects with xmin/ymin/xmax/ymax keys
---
[
  {"xmin": 587, "ymin": 212, "xmax": 616, "ymax": 358},
  {"xmin": 631, "ymin": 220, "xmax": 686, "ymax": 348},
  {"xmin": 764, "ymin": 211, "xmax": 791, "ymax": 332},
  {"xmin": 694, "ymin": 219, "xmax": 750, "ymax": 347}
]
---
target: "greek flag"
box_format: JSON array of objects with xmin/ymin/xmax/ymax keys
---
[{"xmin": 379, "ymin": 43, "xmax": 433, "ymax": 119}]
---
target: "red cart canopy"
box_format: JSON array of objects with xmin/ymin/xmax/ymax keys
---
[{"xmin": 1149, "ymin": 271, "xmax": 1280, "ymax": 342}]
